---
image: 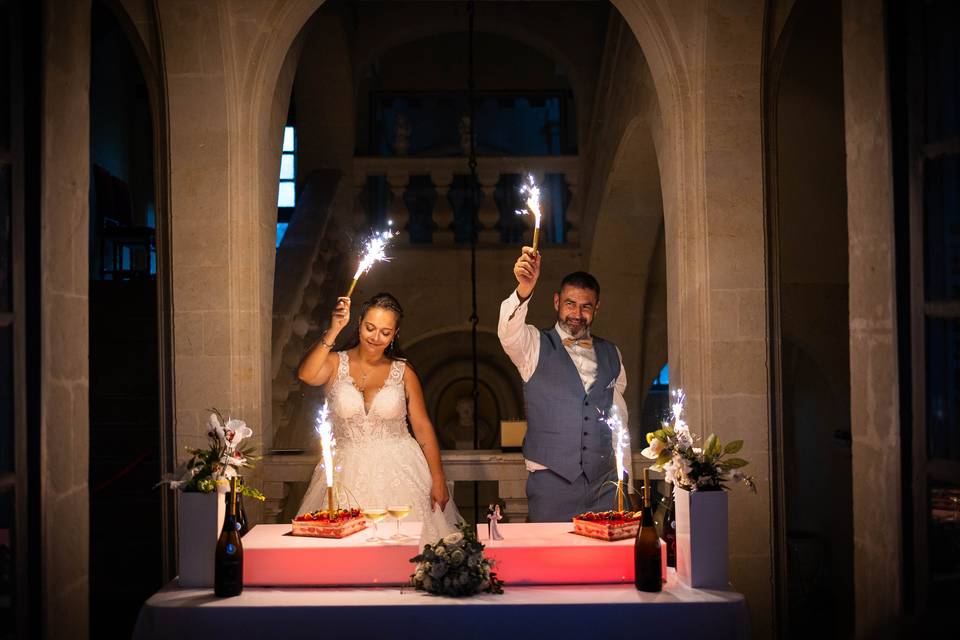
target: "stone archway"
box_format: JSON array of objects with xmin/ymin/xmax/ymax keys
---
[
  {"xmin": 588, "ymin": 115, "xmax": 666, "ymax": 429},
  {"xmin": 158, "ymin": 1, "xmax": 773, "ymax": 633},
  {"xmin": 403, "ymin": 329, "xmax": 524, "ymax": 450}
]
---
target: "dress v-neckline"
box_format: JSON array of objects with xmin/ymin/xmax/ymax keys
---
[{"xmin": 342, "ymin": 352, "xmax": 394, "ymax": 417}]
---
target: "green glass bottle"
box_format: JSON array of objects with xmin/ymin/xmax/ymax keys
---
[
  {"xmin": 634, "ymin": 468, "xmax": 662, "ymax": 592},
  {"xmin": 214, "ymin": 477, "xmax": 244, "ymax": 597}
]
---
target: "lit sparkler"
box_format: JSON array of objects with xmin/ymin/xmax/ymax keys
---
[
  {"xmin": 315, "ymin": 401, "xmax": 337, "ymax": 513},
  {"xmin": 345, "ymin": 224, "xmax": 397, "ymax": 298},
  {"xmin": 602, "ymin": 405, "xmax": 630, "ymax": 513},
  {"xmin": 515, "ymin": 174, "xmax": 542, "ymax": 252}
]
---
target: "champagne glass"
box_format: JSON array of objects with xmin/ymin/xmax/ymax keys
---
[
  {"xmin": 362, "ymin": 507, "xmax": 388, "ymax": 542},
  {"xmin": 387, "ymin": 504, "xmax": 412, "ymax": 540}
]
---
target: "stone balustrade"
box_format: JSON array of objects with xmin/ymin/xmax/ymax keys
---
[
  {"xmin": 260, "ymin": 450, "xmax": 654, "ymax": 524},
  {"xmin": 353, "ymin": 155, "xmax": 581, "ymax": 245}
]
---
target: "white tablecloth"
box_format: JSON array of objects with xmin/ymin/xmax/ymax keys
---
[{"xmin": 133, "ymin": 571, "xmax": 750, "ymax": 640}]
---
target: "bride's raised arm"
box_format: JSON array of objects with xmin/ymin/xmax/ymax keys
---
[
  {"xmin": 297, "ymin": 296, "xmax": 351, "ymax": 386},
  {"xmin": 403, "ymin": 366, "xmax": 451, "ymax": 511}
]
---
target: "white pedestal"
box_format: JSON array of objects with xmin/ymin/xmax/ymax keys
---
[
  {"xmin": 674, "ymin": 488, "xmax": 728, "ymax": 588},
  {"xmin": 243, "ymin": 522, "xmax": 641, "ymax": 586},
  {"xmin": 178, "ymin": 492, "xmax": 225, "ymax": 588}
]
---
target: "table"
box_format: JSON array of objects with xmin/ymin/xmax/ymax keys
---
[{"xmin": 133, "ymin": 572, "xmax": 750, "ymax": 640}]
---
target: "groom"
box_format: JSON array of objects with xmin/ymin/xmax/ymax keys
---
[{"xmin": 498, "ymin": 247, "xmax": 632, "ymax": 522}]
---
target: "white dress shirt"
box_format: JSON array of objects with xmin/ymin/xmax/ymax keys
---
[{"xmin": 497, "ymin": 290, "xmax": 631, "ymax": 474}]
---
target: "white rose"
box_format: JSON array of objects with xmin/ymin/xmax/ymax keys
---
[
  {"xmin": 640, "ymin": 437, "xmax": 665, "ymax": 460},
  {"xmin": 443, "ymin": 532, "xmax": 464, "ymax": 545}
]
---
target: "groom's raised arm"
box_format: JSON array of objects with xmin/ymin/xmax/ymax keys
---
[{"xmin": 497, "ymin": 246, "xmax": 542, "ymax": 382}]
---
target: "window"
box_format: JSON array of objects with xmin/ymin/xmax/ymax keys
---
[
  {"xmin": 277, "ymin": 125, "xmax": 295, "ymax": 247},
  {"xmin": 651, "ymin": 363, "xmax": 669, "ymax": 388}
]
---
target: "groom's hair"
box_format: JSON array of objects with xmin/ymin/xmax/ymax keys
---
[{"xmin": 559, "ymin": 271, "xmax": 600, "ymax": 300}]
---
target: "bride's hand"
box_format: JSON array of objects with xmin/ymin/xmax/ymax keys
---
[
  {"xmin": 430, "ymin": 479, "xmax": 450, "ymax": 512},
  {"xmin": 329, "ymin": 297, "xmax": 351, "ymax": 335}
]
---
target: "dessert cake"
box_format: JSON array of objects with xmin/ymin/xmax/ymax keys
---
[
  {"xmin": 572, "ymin": 510, "xmax": 642, "ymax": 541},
  {"xmin": 292, "ymin": 508, "xmax": 366, "ymax": 538}
]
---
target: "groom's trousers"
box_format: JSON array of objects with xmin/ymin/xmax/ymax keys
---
[{"xmin": 525, "ymin": 467, "xmax": 619, "ymax": 522}]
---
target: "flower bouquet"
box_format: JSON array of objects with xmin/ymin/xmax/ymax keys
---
[
  {"xmin": 410, "ymin": 522, "xmax": 504, "ymax": 596},
  {"xmin": 159, "ymin": 408, "xmax": 265, "ymax": 502},
  {"xmin": 162, "ymin": 409, "xmax": 264, "ymax": 587},
  {"xmin": 640, "ymin": 391, "xmax": 756, "ymax": 492},
  {"xmin": 641, "ymin": 390, "xmax": 754, "ymax": 588}
]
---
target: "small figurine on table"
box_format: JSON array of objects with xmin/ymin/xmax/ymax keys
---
[{"xmin": 487, "ymin": 503, "xmax": 504, "ymax": 540}]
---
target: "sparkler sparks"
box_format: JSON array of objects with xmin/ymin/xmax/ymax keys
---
[
  {"xmin": 314, "ymin": 401, "xmax": 336, "ymax": 486},
  {"xmin": 346, "ymin": 224, "xmax": 397, "ymax": 298},
  {"xmin": 515, "ymin": 174, "xmax": 543, "ymax": 252}
]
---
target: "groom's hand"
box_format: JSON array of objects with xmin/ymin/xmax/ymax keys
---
[{"xmin": 514, "ymin": 246, "xmax": 541, "ymax": 300}]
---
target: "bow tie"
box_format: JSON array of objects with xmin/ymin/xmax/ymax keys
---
[{"xmin": 562, "ymin": 337, "xmax": 593, "ymax": 348}]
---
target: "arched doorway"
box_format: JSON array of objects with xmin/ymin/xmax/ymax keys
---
[{"xmin": 88, "ymin": 1, "xmax": 169, "ymax": 637}]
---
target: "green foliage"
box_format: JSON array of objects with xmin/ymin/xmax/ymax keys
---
[{"xmin": 724, "ymin": 440, "xmax": 744, "ymax": 455}]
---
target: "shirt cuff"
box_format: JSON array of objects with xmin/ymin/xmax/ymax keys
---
[{"xmin": 507, "ymin": 289, "xmax": 531, "ymax": 320}]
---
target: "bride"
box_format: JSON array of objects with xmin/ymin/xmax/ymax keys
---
[{"xmin": 296, "ymin": 292, "xmax": 460, "ymax": 544}]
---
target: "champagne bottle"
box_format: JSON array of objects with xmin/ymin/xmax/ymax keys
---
[
  {"xmin": 634, "ymin": 468, "xmax": 662, "ymax": 592},
  {"xmin": 214, "ymin": 477, "xmax": 244, "ymax": 597},
  {"xmin": 235, "ymin": 476, "xmax": 249, "ymax": 537},
  {"xmin": 655, "ymin": 491, "xmax": 677, "ymax": 568}
]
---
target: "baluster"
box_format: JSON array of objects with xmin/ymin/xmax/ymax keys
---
[
  {"xmin": 430, "ymin": 169, "xmax": 455, "ymax": 244},
  {"xmin": 478, "ymin": 170, "xmax": 501, "ymax": 243},
  {"xmin": 564, "ymin": 171, "xmax": 580, "ymax": 245},
  {"xmin": 386, "ymin": 171, "xmax": 411, "ymax": 240}
]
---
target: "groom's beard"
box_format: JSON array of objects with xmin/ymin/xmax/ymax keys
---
[{"xmin": 559, "ymin": 316, "xmax": 590, "ymax": 339}]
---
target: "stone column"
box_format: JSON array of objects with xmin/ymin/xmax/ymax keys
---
[
  {"xmin": 564, "ymin": 171, "xmax": 580, "ymax": 245},
  {"xmin": 41, "ymin": 1, "xmax": 91, "ymax": 637},
  {"xmin": 842, "ymin": 0, "xmax": 902, "ymax": 633}
]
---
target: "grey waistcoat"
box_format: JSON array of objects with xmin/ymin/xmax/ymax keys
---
[{"xmin": 522, "ymin": 328, "xmax": 621, "ymax": 483}]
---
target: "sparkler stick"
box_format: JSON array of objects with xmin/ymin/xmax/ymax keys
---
[
  {"xmin": 515, "ymin": 174, "xmax": 542, "ymax": 253},
  {"xmin": 315, "ymin": 401, "xmax": 336, "ymax": 513},
  {"xmin": 345, "ymin": 225, "xmax": 397, "ymax": 298},
  {"xmin": 602, "ymin": 405, "xmax": 630, "ymax": 513}
]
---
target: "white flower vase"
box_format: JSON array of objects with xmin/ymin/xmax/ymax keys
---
[
  {"xmin": 178, "ymin": 491, "xmax": 225, "ymax": 588},
  {"xmin": 674, "ymin": 486, "xmax": 728, "ymax": 588}
]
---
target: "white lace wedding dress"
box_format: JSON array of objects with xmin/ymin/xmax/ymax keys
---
[{"xmin": 298, "ymin": 352, "xmax": 461, "ymax": 545}]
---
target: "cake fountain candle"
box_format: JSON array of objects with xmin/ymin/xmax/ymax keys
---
[{"xmin": 314, "ymin": 401, "xmax": 336, "ymax": 513}]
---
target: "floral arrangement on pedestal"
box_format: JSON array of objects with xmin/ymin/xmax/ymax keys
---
[
  {"xmin": 640, "ymin": 390, "xmax": 756, "ymax": 493},
  {"xmin": 159, "ymin": 408, "xmax": 264, "ymax": 502},
  {"xmin": 409, "ymin": 522, "xmax": 504, "ymax": 596}
]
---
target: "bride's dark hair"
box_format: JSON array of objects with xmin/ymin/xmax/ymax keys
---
[{"xmin": 338, "ymin": 292, "xmax": 406, "ymax": 361}]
